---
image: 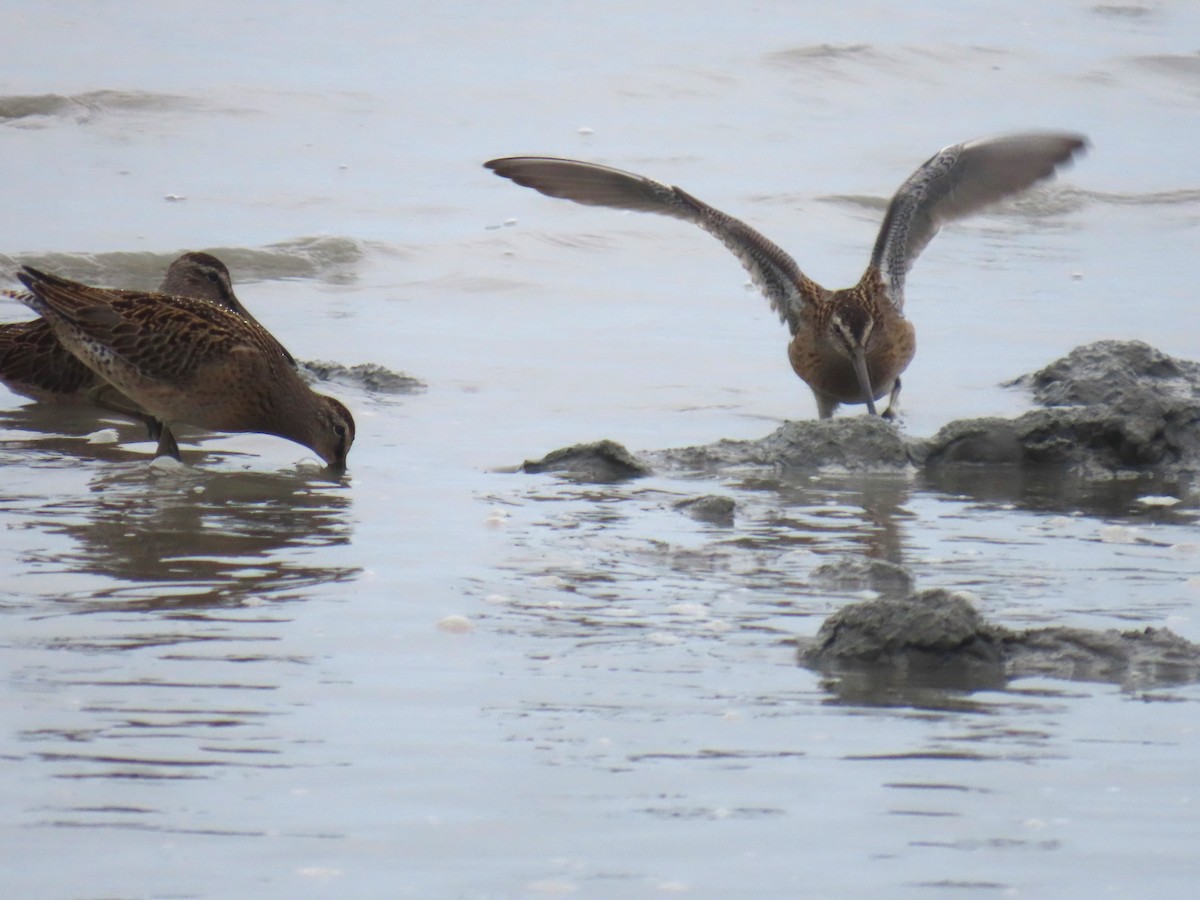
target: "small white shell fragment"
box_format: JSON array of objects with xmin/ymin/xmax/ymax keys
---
[
  {"xmin": 577, "ymin": 126, "xmax": 594, "ymax": 135},
  {"xmin": 1137, "ymin": 495, "xmax": 1180, "ymax": 507},
  {"xmin": 85, "ymin": 428, "xmax": 120, "ymax": 444},
  {"xmin": 147, "ymin": 455, "xmax": 188, "ymax": 472},
  {"xmin": 437, "ymin": 614, "xmax": 474, "ymax": 634},
  {"xmin": 1098, "ymin": 525, "xmax": 1144, "ymax": 544}
]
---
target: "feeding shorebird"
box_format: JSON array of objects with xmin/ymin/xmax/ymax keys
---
[
  {"xmin": 10, "ymin": 265, "xmax": 354, "ymax": 469},
  {"xmin": 486, "ymin": 132, "xmax": 1086, "ymax": 418}
]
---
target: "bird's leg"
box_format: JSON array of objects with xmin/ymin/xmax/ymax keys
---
[
  {"xmin": 881, "ymin": 378, "xmax": 902, "ymax": 421},
  {"xmin": 154, "ymin": 425, "xmax": 182, "ymax": 461},
  {"xmin": 87, "ymin": 383, "xmax": 164, "ymax": 439},
  {"xmin": 813, "ymin": 390, "xmax": 840, "ymax": 420}
]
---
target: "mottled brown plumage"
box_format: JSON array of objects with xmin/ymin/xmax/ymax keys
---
[
  {"xmin": 0, "ymin": 251, "xmax": 263, "ymax": 403},
  {"xmin": 486, "ymin": 132, "xmax": 1087, "ymax": 418},
  {"xmin": 0, "ymin": 317, "xmax": 95, "ymax": 401},
  {"xmin": 12, "ymin": 266, "xmax": 354, "ymax": 468}
]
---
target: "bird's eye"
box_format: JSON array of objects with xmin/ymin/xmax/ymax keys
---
[
  {"xmin": 205, "ymin": 270, "xmax": 220, "ymax": 283},
  {"xmin": 334, "ymin": 424, "xmax": 346, "ymax": 437}
]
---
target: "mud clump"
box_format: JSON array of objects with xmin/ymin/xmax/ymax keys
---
[
  {"xmin": 515, "ymin": 418, "xmax": 909, "ymax": 484},
  {"xmin": 520, "ymin": 440, "xmax": 652, "ymax": 482},
  {"xmin": 801, "ymin": 590, "xmax": 1006, "ymax": 676},
  {"xmin": 649, "ymin": 416, "xmax": 910, "ymax": 473},
  {"xmin": 515, "ymin": 341, "xmax": 1200, "ymax": 481},
  {"xmin": 809, "ymin": 555, "xmax": 914, "ymax": 598},
  {"xmin": 798, "ymin": 588, "xmax": 1200, "ymax": 691},
  {"xmin": 299, "ymin": 360, "xmax": 425, "ymax": 394},
  {"xmin": 1012, "ymin": 340, "xmax": 1200, "ymax": 408},
  {"xmin": 918, "ymin": 401, "xmax": 1200, "ymax": 476},
  {"xmin": 1004, "ymin": 626, "xmax": 1200, "ymax": 686},
  {"xmin": 919, "ymin": 340, "xmax": 1200, "ymax": 476},
  {"xmin": 673, "ymin": 494, "xmax": 736, "ymax": 526}
]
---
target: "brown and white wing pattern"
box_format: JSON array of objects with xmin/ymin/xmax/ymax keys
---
[
  {"xmin": 8, "ymin": 266, "xmax": 354, "ymax": 468},
  {"xmin": 0, "ymin": 316, "xmax": 98, "ymax": 400},
  {"xmin": 14, "ymin": 267, "xmax": 291, "ymax": 390},
  {"xmin": 869, "ymin": 132, "xmax": 1087, "ymax": 310},
  {"xmin": 486, "ymin": 157, "xmax": 827, "ymax": 335}
]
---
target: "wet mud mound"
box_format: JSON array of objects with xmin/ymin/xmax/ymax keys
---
[
  {"xmin": 649, "ymin": 416, "xmax": 910, "ymax": 473},
  {"xmin": 918, "ymin": 341, "xmax": 1200, "ymax": 476},
  {"xmin": 518, "ymin": 341, "xmax": 1200, "ymax": 480},
  {"xmin": 798, "ymin": 589, "xmax": 1200, "ymax": 691},
  {"xmin": 519, "ymin": 439, "xmax": 652, "ymax": 483},
  {"xmin": 809, "ymin": 555, "xmax": 914, "ymax": 599},
  {"xmin": 673, "ymin": 494, "xmax": 737, "ymax": 526},
  {"xmin": 1012, "ymin": 339, "xmax": 1200, "ymax": 408},
  {"xmin": 517, "ymin": 418, "xmax": 908, "ymax": 481},
  {"xmin": 299, "ymin": 360, "xmax": 425, "ymax": 395},
  {"xmin": 0, "ymin": 90, "xmax": 198, "ymax": 124}
]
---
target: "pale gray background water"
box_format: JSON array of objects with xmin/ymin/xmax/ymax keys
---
[{"xmin": 1, "ymin": 2, "xmax": 1199, "ymax": 897}]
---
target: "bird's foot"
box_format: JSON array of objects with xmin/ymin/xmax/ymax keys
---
[
  {"xmin": 154, "ymin": 427, "xmax": 182, "ymax": 461},
  {"xmin": 880, "ymin": 378, "xmax": 903, "ymax": 421}
]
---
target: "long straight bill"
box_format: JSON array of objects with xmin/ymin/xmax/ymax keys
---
[{"xmin": 851, "ymin": 347, "xmax": 878, "ymax": 416}]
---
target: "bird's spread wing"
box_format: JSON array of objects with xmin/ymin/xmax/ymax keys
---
[
  {"xmin": 486, "ymin": 157, "xmax": 827, "ymax": 334},
  {"xmin": 869, "ymin": 131, "xmax": 1087, "ymax": 310}
]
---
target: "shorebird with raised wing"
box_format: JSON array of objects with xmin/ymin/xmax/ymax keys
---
[{"xmin": 487, "ymin": 132, "xmax": 1086, "ymax": 418}]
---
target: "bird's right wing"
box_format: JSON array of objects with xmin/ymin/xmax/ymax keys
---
[
  {"xmin": 869, "ymin": 131, "xmax": 1087, "ymax": 310},
  {"xmin": 486, "ymin": 157, "xmax": 827, "ymax": 334}
]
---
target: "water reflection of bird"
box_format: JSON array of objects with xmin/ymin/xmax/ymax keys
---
[
  {"xmin": 64, "ymin": 466, "xmax": 358, "ymax": 609},
  {"xmin": 12, "ymin": 464, "xmax": 358, "ymax": 790},
  {"xmin": 12, "ymin": 266, "xmax": 355, "ymax": 469},
  {"xmin": 487, "ymin": 132, "xmax": 1086, "ymax": 418}
]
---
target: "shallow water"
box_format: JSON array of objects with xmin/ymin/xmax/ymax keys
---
[{"xmin": 2, "ymin": 2, "xmax": 1200, "ymax": 897}]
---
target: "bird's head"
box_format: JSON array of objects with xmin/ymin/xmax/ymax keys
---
[{"xmin": 828, "ymin": 304, "xmax": 878, "ymax": 415}]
